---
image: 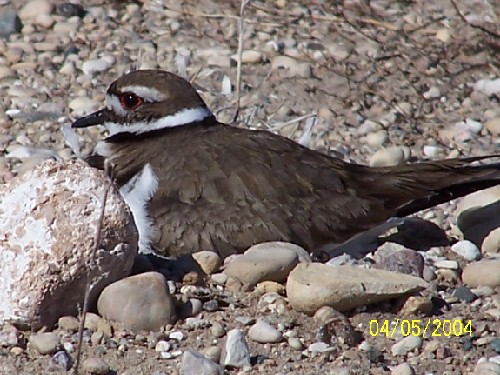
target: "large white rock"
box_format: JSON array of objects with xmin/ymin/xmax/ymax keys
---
[{"xmin": 0, "ymin": 160, "xmax": 137, "ymax": 329}]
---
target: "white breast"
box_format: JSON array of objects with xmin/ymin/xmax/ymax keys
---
[{"xmin": 119, "ymin": 163, "xmax": 158, "ymax": 254}]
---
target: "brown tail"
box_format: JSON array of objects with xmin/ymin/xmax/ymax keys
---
[{"xmin": 361, "ymin": 155, "xmax": 500, "ymax": 217}]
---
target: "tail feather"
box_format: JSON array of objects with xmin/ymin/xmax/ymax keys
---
[{"xmin": 362, "ymin": 155, "xmax": 500, "ymax": 218}]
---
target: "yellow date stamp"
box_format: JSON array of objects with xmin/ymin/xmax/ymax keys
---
[{"xmin": 369, "ymin": 319, "xmax": 473, "ymax": 338}]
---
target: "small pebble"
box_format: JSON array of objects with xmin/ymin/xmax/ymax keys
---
[
  {"xmin": 82, "ymin": 357, "xmax": 110, "ymax": 375},
  {"xmin": 81, "ymin": 58, "xmax": 111, "ymax": 76},
  {"xmin": 203, "ymin": 299, "xmax": 219, "ymax": 312},
  {"xmin": 56, "ymin": 2, "xmax": 85, "ymax": 18},
  {"xmin": 391, "ymin": 336, "xmax": 422, "ymax": 356},
  {"xmin": 0, "ymin": 328, "xmax": 19, "ymax": 347},
  {"xmin": 0, "ymin": 10, "xmax": 22, "ymax": 38},
  {"xmin": 391, "ymin": 363, "xmax": 415, "ymax": 375},
  {"xmin": 288, "ymin": 337, "xmax": 304, "ymax": 351},
  {"xmin": 48, "ymin": 351, "xmax": 72, "ymax": 371},
  {"xmin": 169, "ymin": 331, "xmax": 184, "ymax": 341},
  {"xmin": 231, "ymin": 50, "xmax": 263, "ymax": 64},
  {"xmin": 491, "ymin": 338, "xmax": 500, "ymax": 353},
  {"xmin": 454, "ymin": 286, "xmax": 477, "ymax": 303},
  {"xmin": 29, "ymin": 332, "xmax": 60, "ymax": 355},
  {"xmin": 308, "ymin": 342, "xmax": 335, "ymax": 353},
  {"xmin": 155, "ymin": 340, "xmax": 171, "ymax": 352},
  {"xmin": 210, "ymin": 322, "xmax": 226, "ymax": 338},
  {"xmin": 58, "ymin": 316, "xmax": 80, "ymax": 332},
  {"xmin": 369, "ymin": 146, "xmax": 407, "ymax": 167},
  {"xmin": 451, "ymin": 240, "xmax": 481, "ymax": 261},
  {"xmin": 434, "ymin": 260, "xmax": 458, "ymax": 270},
  {"xmin": 248, "ymin": 320, "xmax": 283, "ymax": 344}
]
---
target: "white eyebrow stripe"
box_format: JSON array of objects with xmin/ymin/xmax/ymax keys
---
[
  {"xmin": 104, "ymin": 106, "xmax": 213, "ymax": 136},
  {"xmin": 120, "ymin": 85, "xmax": 166, "ymax": 102},
  {"xmin": 106, "ymin": 94, "xmax": 128, "ymax": 117}
]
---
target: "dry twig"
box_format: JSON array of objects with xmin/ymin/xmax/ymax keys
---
[
  {"xmin": 233, "ymin": 0, "xmax": 250, "ymax": 122},
  {"xmin": 73, "ymin": 178, "xmax": 112, "ymax": 375},
  {"xmin": 449, "ymin": 0, "xmax": 500, "ymax": 38}
]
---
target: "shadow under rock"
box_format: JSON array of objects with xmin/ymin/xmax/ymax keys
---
[
  {"xmin": 457, "ymin": 200, "xmax": 500, "ymax": 249},
  {"xmin": 318, "ymin": 216, "xmax": 449, "ymax": 262},
  {"xmin": 379, "ymin": 217, "xmax": 451, "ymax": 251},
  {"xmin": 129, "ymin": 253, "xmax": 206, "ymax": 283}
]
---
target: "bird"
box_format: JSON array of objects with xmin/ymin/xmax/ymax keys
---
[{"xmin": 71, "ymin": 69, "xmax": 500, "ymax": 259}]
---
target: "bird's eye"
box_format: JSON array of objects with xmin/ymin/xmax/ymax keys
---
[{"xmin": 119, "ymin": 92, "xmax": 143, "ymax": 110}]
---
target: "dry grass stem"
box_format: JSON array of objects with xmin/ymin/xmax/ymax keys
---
[
  {"xmin": 234, "ymin": 0, "xmax": 250, "ymax": 122},
  {"xmin": 73, "ymin": 178, "xmax": 112, "ymax": 375}
]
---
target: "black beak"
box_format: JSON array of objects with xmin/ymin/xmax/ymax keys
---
[{"xmin": 71, "ymin": 109, "xmax": 109, "ymax": 128}]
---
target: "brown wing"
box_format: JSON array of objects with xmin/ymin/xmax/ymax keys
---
[{"xmin": 145, "ymin": 124, "xmax": 386, "ymax": 258}]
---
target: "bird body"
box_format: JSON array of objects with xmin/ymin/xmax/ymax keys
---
[{"xmin": 72, "ymin": 70, "xmax": 500, "ymax": 258}]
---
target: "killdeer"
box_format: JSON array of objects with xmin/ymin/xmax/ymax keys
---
[{"xmin": 72, "ymin": 69, "xmax": 500, "ymax": 259}]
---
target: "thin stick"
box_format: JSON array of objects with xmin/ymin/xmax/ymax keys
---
[
  {"xmin": 267, "ymin": 113, "xmax": 317, "ymax": 131},
  {"xmin": 73, "ymin": 179, "xmax": 112, "ymax": 375},
  {"xmin": 234, "ymin": 0, "xmax": 250, "ymax": 122},
  {"xmin": 449, "ymin": 0, "xmax": 499, "ymax": 38}
]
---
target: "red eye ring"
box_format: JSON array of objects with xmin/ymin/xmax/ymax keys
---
[{"xmin": 119, "ymin": 92, "xmax": 143, "ymax": 110}]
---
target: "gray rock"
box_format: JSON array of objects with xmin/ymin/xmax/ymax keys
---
[
  {"xmin": 204, "ymin": 346, "xmax": 222, "ymax": 362},
  {"xmin": 0, "ymin": 11, "xmax": 22, "ymax": 38},
  {"xmin": 82, "ymin": 357, "xmax": 110, "ymax": 375},
  {"xmin": 483, "ymin": 228, "xmax": 500, "ymax": 255},
  {"xmin": 391, "ymin": 336, "xmax": 422, "ymax": 356},
  {"xmin": 454, "ymin": 286, "xmax": 477, "ymax": 303},
  {"xmin": 57, "ymin": 316, "xmax": 80, "ymax": 332},
  {"xmin": 47, "ymin": 350, "xmax": 72, "ymax": 371},
  {"xmin": 169, "ymin": 331, "xmax": 184, "ymax": 341},
  {"xmin": 82, "ymin": 58, "xmax": 112, "ymax": 76},
  {"xmin": 434, "ymin": 260, "xmax": 458, "ymax": 270},
  {"xmin": 308, "ymin": 342, "xmax": 335, "ymax": 353},
  {"xmin": 155, "ymin": 340, "xmax": 171, "ymax": 352},
  {"xmin": 19, "ymin": 0, "xmax": 52, "ymax": 20},
  {"xmin": 224, "ymin": 242, "xmax": 301, "ymax": 287},
  {"xmin": 369, "ymin": 146, "xmax": 408, "ymax": 167},
  {"xmin": 286, "ymin": 263, "xmax": 427, "ymax": 314},
  {"xmin": 179, "ymin": 298, "xmax": 203, "ymax": 319},
  {"xmin": 29, "ymin": 332, "xmax": 59, "ymax": 355},
  {"xmin": 222, "ymin": 329, "xmax": 251, "ymax": 369},
  {"xmin": 288, "ymin": 337, "xmax": 304, "ymax": 351},
  {"xmin": 180, "ymin": 351, "xmax": 223, "ymax": 375},
  {"xmin": 192, "ymin": 251, "xmax": 222, "ymax": 275},
  {"xmin": 210, "ymin": 322, "xmax": 226, "ymax": 338},
  {"xmin": 374, "ymin": 247, "xmax": 424, "ymax": 278},
  {"xmin": 97, "ymin": 271, "xmax": 177, "ymax": 331},
  {"xmin": 391, "ymin": 363, "xmax": 415, "ymax": 375},
  {"xmin": 248, "ymin": 320, "xmax": 282, "ymax": 344},
  {"xmin": 0, "ymin": 327, "xmax": 19, "ymax": 346},
  {"xmin": 486, "ymin": 117, "xmax": 500, "ymax": 136},
  {"xmin": 56, "ymin": 3, "xmax": 85, "ymax": 18},
  {"xmin": 463, "ymin": 258, "xmax": 500, "ymax": 287},
  {"xmin": 69, "ymin": 97, "xmax": 101, "ymax": 116},
  {"xmin": 230, "ymin": 50, "xmax": 263, "ymax": 64},
  {"xmin": 474, "ymin": 362, "xmax": 500, "ymax": 375},
  {"xmin": 451, "ymin": 240, "xmax": 481, "ymax": 261}
]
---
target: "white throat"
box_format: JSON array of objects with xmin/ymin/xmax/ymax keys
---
[
  {"xmin": 119, "ymin": 163, "xmax": 158, "ymax": 254},
  {"xmin": 104, "ymin": 106, "xmax": 213, "ymax": 136}
]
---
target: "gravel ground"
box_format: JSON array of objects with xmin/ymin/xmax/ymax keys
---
[{"xmin": 1, "ymin": 0, "xmax": 500, "ymax": 374}]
